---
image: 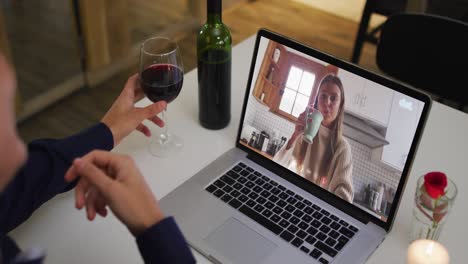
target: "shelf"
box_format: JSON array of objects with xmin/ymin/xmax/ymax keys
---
[
  {"xmin": 239, "ymin": 141, "xmax": 273, "ymax": 160},
  {"xmin": 261, "ymin": 75, "xmax": 276, "ymax": 87},
  {"xmin": 354, "ymin": 201, "xmax": 388, "ymax": 222},
  {"xmin": 253, "ymin": 76, "xmax": 278, "ymax": 107},
  {"xmin": 254, "ymin": 95, "xmax": 268, "ymax": 106}
]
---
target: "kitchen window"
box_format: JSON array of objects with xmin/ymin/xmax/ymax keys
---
[
  {"xmin": 263, "ymin": 49, "xmax": 332, "ymax": 123},
  {"xmin": 279, "ymin": 66, "xmax": 316, "ymax": 117}
]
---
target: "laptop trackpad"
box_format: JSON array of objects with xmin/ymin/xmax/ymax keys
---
[{"xmin": 204, "ymin": 217, "xmax": 277, "ymax": 264}]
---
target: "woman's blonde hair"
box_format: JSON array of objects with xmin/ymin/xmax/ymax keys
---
[{"xmin": 315, "ymin": 74, "xmax": 346, "ymax": 152}]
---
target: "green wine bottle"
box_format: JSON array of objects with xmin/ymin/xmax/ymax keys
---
[{"xmin": 197, "ymin": 0, "xmax": 232, "ymax": 130}]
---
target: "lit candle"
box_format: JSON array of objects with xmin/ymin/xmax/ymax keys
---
[{"xmin": 407, "ymin": 239, "xmax": 449, "ymax": 264}]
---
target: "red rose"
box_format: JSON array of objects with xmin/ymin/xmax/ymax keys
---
[{"xmin": 424, "ymin": 172, "xmax": 448, "ymax": 199}]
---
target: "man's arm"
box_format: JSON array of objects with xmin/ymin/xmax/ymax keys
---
[
  {"xmin": 65, "ymin": 151, "xmax": 196, "ymax": 263},
  {"xmin": 136, "ymin": 217, "xmax": 196, "ymax": 264},
  {"xmin": 0, "ymin": 123, "xmax": 113, "ymax": 233}
]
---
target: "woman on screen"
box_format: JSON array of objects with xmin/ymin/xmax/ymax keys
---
[{"xmin": 273, "ymin": 74, "xmax": 354, "ymax": 202}]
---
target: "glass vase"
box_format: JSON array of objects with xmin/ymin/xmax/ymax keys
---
[{"xmin": 410, "ymin": 174, "xmax": 457, "ymax": 242}]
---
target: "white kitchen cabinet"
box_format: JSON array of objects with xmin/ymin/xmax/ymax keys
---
[
  {"xmin": 372, "ymin": 92, "xmax": 422, "ymax": 171},
  {"xmin": 361, "ymin": 81, "xmax": 394, "ymax": 126},
  {"xmin": 339, "ymin": 69, "xmax": 364, "ymax": 115},
  {"xmin": 338, "ymin": 69, "xmax": 393, "ymax": 126}
]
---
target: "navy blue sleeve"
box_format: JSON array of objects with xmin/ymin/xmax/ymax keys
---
[
  {"xmin": 0, "ymin": 123, "xmax": 114, "ymax": 234},
  {"xmin": 136, "ymin": 217, "xmax": 196, "ymax": 264}
]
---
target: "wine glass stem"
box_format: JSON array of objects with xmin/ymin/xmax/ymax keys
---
[{"xmin": 160, "ymin": 107, "xmax": 168, "ymax": 144}]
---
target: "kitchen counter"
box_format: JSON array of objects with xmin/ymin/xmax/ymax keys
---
[
  {"xmin": 354, "ymin": 200, "xmax": 388, "ymax": 222},
  {"xmin": 239, "ymin": 141, "xmax": 273, "ymax": 160}
]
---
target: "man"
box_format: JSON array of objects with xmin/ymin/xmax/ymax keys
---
[{"xmin": 0, "ymin": 54, "xmax": 195, "ymax": 263}]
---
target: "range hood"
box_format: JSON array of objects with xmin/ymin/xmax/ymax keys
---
[{"xmin": 343, "ymin": 113, "xmax": 389, "ymax": 148}]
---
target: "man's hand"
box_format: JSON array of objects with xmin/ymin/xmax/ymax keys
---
[
  {"xmin": 101, "ymin": 74, "xmax": 167, "ymax": 146},
  {"xmin": 64, "ymin": 150, "xmax": 165, "ymax": 236}
]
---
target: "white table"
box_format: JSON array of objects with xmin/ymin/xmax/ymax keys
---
[{"xmin": 11, "ymin": 36, "xmax": 468, "ymax": 263}]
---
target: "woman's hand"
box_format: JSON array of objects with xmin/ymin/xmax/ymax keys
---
[
  {"xmin": 286, "ymin": 110, "xmax": 307, "ymax": 149},
  {"xmin": 101, "ymin": 74, "xmax": 167, "ymax": 146},
  {"xmin": 294, "ymin": 110, "xmax": 307, "ymax": 134},
  {"xmin": 64, "ymin": 150, "xmax": 165, "ymax": 236}
]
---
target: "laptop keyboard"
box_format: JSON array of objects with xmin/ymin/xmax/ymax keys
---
[{"xmin": 205, "ymin": 162, "xmax": 360, "ymax": 264}]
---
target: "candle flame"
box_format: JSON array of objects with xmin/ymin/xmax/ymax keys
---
[{"xmin": 425, "ymin": 241, "xmax": 435, "ymax": 257}]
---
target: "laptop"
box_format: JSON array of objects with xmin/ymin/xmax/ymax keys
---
[{"xmin": 160, "ymin": 29, "xmax": 431, "ymax": 264}]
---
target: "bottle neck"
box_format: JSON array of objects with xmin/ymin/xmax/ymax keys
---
[{"xmin": 207, "ymin": 0, "xmax": 222, "ymax": 24}]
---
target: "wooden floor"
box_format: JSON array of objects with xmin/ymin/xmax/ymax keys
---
[{"xmin": 17, "ymin": 0, "xmax": 380, "ymax": 142}]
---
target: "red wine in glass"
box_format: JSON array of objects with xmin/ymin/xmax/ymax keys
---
[
  {"xmin": 139, "ymin": 36, "xmax": 183, "ymax": 158},
  {"xmin": 140, "ymin": 64, "xmax": 184, "ymax": 103}
]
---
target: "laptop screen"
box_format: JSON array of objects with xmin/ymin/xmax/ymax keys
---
[{"xmin": 239, "ymin": 35, "xmax": 426, "ymax": 223}]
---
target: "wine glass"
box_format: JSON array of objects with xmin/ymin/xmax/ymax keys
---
[{"xmin": 139, "ymin": 37, "xmax": 184, "ymax": 157}]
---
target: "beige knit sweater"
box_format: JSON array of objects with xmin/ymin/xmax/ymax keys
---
[{"xmin": 273, "ymin": 126, "xmax": 354, "ymax": 202}]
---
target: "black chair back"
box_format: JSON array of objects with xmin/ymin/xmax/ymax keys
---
[{"xmin": 376, "ymin": 13, "xmax": 468, "ymax": 106}]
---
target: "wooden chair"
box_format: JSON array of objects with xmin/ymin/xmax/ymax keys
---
[
  {"xmin": 351, "ymin": 0, "xmax": 407, "ymax": 64},
  {"xmin": 376, "ymin": 13, "xmax": 468, "ymax": 110}
]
